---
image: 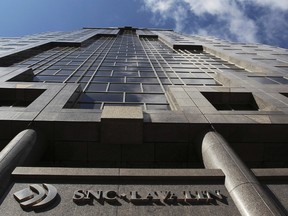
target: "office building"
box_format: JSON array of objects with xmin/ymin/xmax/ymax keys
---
[{"xmin": 0, "ymin": 27, "xmax": 287, "ymax": 215}]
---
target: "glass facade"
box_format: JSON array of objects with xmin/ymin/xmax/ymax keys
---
[{"xmin": 13, "ymin": 29, "xmax": 246, "ymax": 110}]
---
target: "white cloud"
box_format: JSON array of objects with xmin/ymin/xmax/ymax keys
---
[
  {"xmin": 245, "ymin": 0, "xmax": 288, "ymax": 10},
  {"xmin": 183, "ymin": 0, "xmax": 229, "ymax": 15},
  {"xmin": 140, "ymin": 0, "xmax": 288, "ymax": 46},
  {"xmin": 142, "ymin": 0, "xmax": 175, "ymax": 16}
]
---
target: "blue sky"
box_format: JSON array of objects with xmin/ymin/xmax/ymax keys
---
[{"xmin": 0, "ymin": 0, "xmax": 287, "ymax": 48}]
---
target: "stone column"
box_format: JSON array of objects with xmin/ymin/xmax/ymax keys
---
[
  {"xmin": 201, "ymin": 131, "xmax": 285, "ymax": 216},
  {"xmin": 0, "ymin": 129, "xmax": 45, "ymax": 196}
]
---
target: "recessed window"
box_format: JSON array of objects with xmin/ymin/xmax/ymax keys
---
[
  {"xmin": 201, "ymin": 92, "xmax": 259, "ymax": 111},
  {"xmin": 0, "ymin": 88, "xmax": 45, "ymax": 108}
]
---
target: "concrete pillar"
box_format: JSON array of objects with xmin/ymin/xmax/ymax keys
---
[
  {"xmin": 0, "ymin": 129, "xmax": 45, "ymax": 196},
  {"xmin": 201, "ymin": 131, "xmax": 285, "ymax": 216}
]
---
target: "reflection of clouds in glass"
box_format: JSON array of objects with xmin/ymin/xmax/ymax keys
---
[
  {"xmin": 79, "ymin": 93, "xmax": 123, "ymax": 103},
  {"xmin": 126, "ymin": 93, "xmax": 167, "ymax": 103},
  {"xmin": 125, "ymin": 66, "xmax": 139, "ymax": 71},
  {"xmin": 109, "ymin": 83, "xmax": 141, "ymax": 92}
]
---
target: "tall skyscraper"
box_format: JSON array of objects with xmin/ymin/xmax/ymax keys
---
[{"xmin": 0, "ymin": 27, "xmax": 287, "ymax": 215}]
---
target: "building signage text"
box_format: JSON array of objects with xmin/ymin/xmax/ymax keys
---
[
  {"xmin": 73, "ymin": 189, "xmax": 225, "ymax": 205},
  {"xmin": 14, "ymin": 184, "xmax": 227, "ymax": 211}
]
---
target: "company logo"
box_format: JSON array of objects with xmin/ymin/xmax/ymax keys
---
[{"xmin": 13, "ymin": 184, "xmax": 57, "ymax": 209}]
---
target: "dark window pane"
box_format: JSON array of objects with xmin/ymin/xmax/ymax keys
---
[
  {"xmin": 109, "ymin": 83, "xmax": 141, "ymax": 92},
  {"xmin": 79, "ymin": 76, "xmax": 91, "ymax": 82},
  {"xmin": 113, "ymin": 71, "xmax": 139, "ymax": 77},
  {"xmin": 95, "ymin": 71, "xmax": 112, "ymax": 76},
  {"xmin": 38, "ymin": 69, "xmax": 59, "ymax": 75},
  {"xmin": 127, "ymin": 77, "xmax": 159, "ymax": 84},
  {"xmin": 92, "ymin": 77, "xmax": 124, "ymax": 83},
  {"xmin": 66, "ymin": 76, "xmax": 80, "ymax": 82},
  {"xmin": 142, "ymin": 84, "xmax": 163, "ymax": 93},
  {"xmin": 140, "ymin": 72, "xmax": 156, "ymax": 77},
  {"xmin": 86, "ymin": 83, "xmax": 108, "ymax": 92},
  {"xmin": 57, "ymin": 69, "xmax": 73, "ymax": 75},
  {"xmin": 104, "ymin": 103, "xmax": 143, "ymax": 108},
  {"xmin": 250, "ymin": 76, "xmax": 277, "ymax": 84},
  {"xmin": 268, "ymin": 77, "xmax": 288, "ymax": 84},
  {"xmin": 75, "ymin": 103, "xmax": 102, "ymax": 109}
]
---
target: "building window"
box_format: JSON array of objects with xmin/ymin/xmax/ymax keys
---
[
  {"xmin": 249, "ymin": 76, "xmax": 288, "ymax": 84},
  {"xmin": 201, "ymin": 92, "xmax": 259, "ymax": 111},
  {"xmin": 0, "ymin": 88, "xmax": 45, "ymax": 107}
]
